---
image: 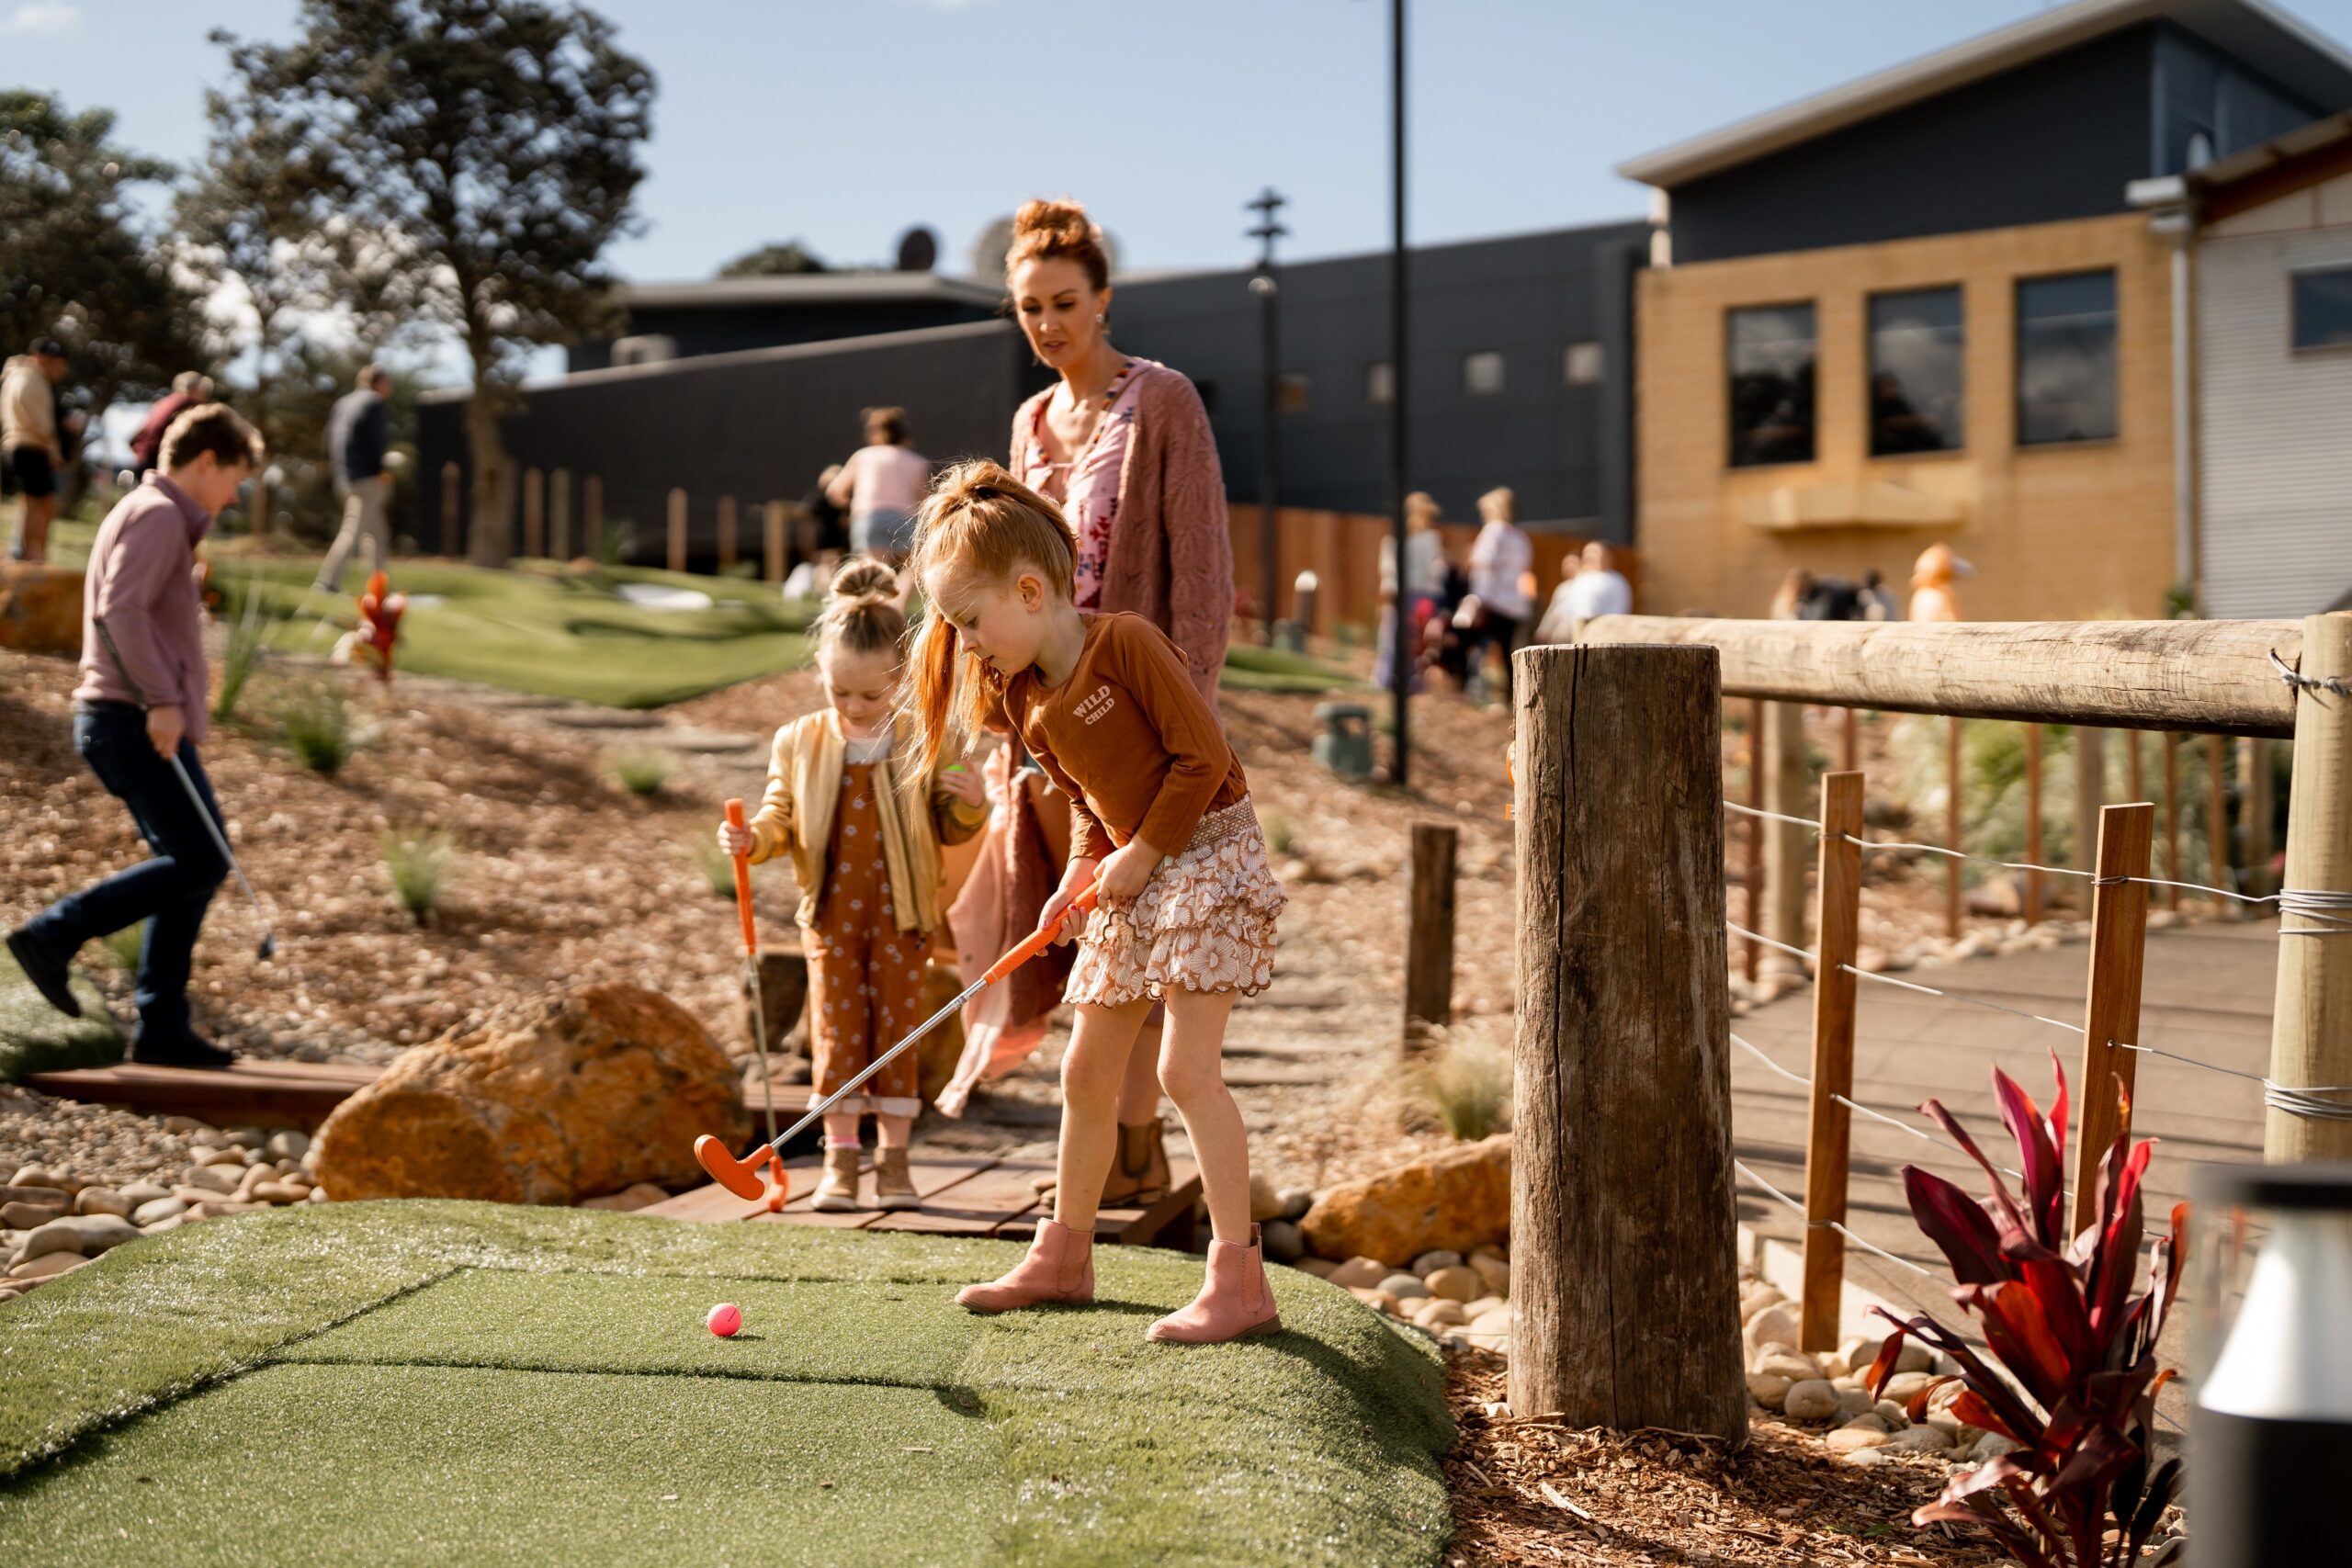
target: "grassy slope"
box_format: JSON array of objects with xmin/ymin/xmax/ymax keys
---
[{"xmin": 0, "ymin": 1203, "xmax": 1453, "ymax": 1566}]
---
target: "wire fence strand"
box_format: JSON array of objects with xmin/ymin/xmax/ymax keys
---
[{"xmin": 1732, "ymin": 1158, "xmax": 1942, "ymax": 1280}]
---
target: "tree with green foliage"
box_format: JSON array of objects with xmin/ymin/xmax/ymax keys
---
[
  {"xmin": 175, "ymin": 75, "xmax": 421, "ymax": 475},
  {"xmin": 718, "ymin": 242, "xmax": 829, "ymax": 277},
  {"xmin": 214, "ymin": 0, "xmax": 653, "ymax": 565},
  {"xmin": 0, "ymin": 90, "xmax": 202, "ymax": 423}
]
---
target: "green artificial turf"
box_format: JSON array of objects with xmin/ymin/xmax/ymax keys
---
[
  {"xmin": 0, "ymin": 946, "xmax": 121, "ymax": 1084},
  {"xmin": 0, "ymin": 1202, "xmax": 1454, "ymax": 1566},
  {"xmin": 1219, "ymin": 642, "xmax": 1365, "ymax": 695}
]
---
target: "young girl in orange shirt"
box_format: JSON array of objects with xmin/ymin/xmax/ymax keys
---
[{"xmin": 902, "ymin": 461, "xmax": 1285, "ymax": 1344}]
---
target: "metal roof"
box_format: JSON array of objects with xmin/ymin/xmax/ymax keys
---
[
  {"xmin": 2186, "ymin": 104, "xmax": 2352, "ymax": 189},
  {"xmin": 1617, "ymin": 0, "xmax": 2352, "ymax": 188},
  {"xmin": 614, "ymin": 273, "xmax": 1005, "ymax": 310}
]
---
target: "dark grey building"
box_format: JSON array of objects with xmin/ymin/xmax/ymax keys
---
[
  {"xmin": 1623, "ymin": 0, "xmax": 2352, "ymax": 264},
  {"xmin": 419, "ymin": 220, "xmax": 1651, "ymax": 562}
]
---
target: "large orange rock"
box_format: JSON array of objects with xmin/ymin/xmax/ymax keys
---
[
  {"xmin": 313, "ymin": 983, "xmax": 742, "ymax": 1204},
  {"xmin": 1300, "ymin": 1134, "xmax": 1510, "ymax": 1266},
  {"xmin": 0, "ymin": 562, "xmax": 83, "ymax": 654}
]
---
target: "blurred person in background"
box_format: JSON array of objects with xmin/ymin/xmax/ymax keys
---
[
  {"xmin": 828, "ymin": 405, "xmax": 929, "ymax": 569},
  {"xmin": 1464, "ymin": 485, "xmax": 1532, "ymax": 699},
  {"xmin": 1907, "ymin": 542, "xmax": 1969, "ymax": 623},
  {"xmin": 315, "ymin": 365, "xmax": 393, "ymax": 592},
  {"xmin": 1532, "ymin": 550, "xmax": 1583, "ymax": 643},
  {"xmin": 1375, "ymin": 491, "xmax": 1445, "ymax": 691},
  {"xmin": 130, "ymin": 372, "xmax": 214, "ymax": 478},
  {"xmin": 4, "ymin": 337, "xmax": 73, "ymax": 562},
  {"xmin": 1558, "ymin": 539, "xmax": 1633, "ymax": 621}
]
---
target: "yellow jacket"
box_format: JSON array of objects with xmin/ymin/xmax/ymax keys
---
[{"xmin": 747, "ymin": 709, "xmax": 985, "ymax": 933}]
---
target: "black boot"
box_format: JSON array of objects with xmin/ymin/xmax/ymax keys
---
[
  {"xmin": 130, "ymin": 1029, "xmax": 235, "ymax": 1070},
  {"xmin": 6, "ymin": 927, "xmax": 83, "ymax": 1019}
]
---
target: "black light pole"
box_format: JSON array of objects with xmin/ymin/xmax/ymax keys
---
[
  {"xmin": 1247, "ymin": 186, "xmax": 1287, "ymax": 647},
  {"xmin": 1387, "ymin": 0, "xmax": 1410, "ymax": 785}
]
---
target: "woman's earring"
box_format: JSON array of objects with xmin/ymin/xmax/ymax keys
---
[{"xmin": 1095, "ymin": 313, "xmax": 1107, "ymax": 329}]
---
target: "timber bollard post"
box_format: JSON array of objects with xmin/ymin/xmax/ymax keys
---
[
  {"xmin": 582, "ymin": 475, "xmax": 603, "ymax": 563},
  {"xmin": 2267, "ymin": 614, "xmax": 2352, "ymax": 1162},
  {"xmin": 763, "ymin": 501, "xmax": 787, "ymax": 584},
  {"xmin": 717, "ymin": 495, "xmax": 739, "ymax": 572},
  {"xmin": 1509, "ymin": 644, "xmax": 1746, "ymax": 1438},
  {"xmin": 522, "ymin": 467, "xmax": 544, "ymax": 559},
  {"xmin": 1800, "ymin": 770, "xmax": 1863, "ymax": 1353},
  {"xmin": 2024, "ymin": 723, "xmax": 2045, "ymax": 924},
  {"xmin": 1404, "ymin": 821, "xmax": 1457, "ymax": 1043},
  {"xmin": 1763, "ymin": 700, "xmax": 1808, "ymax": 976},
  {"xmin": 667, "ymin": 488, "xmax": 688, "ymax": 573},
  {"xmin": 2071, "ymin": 802, "xmax": 2154, "ymax": 1232}
]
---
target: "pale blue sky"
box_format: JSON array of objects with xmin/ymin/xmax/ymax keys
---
[{"xmin": 16, "ymin": 0, "xmax": 2352, "ymax": 286}]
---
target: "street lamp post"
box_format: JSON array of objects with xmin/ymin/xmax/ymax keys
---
[
  {"xmin": 1247, "ymin": 186, "xmax": 1287, "ymax": 647},
  {"xmin": 1387, "ymin": 0, "xmax": 1410, "ymax": 785}
]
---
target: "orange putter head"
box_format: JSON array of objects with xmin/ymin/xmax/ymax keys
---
[
  {"xmin": 695, "ymin": 1134, "xmax": 770, "ymax": 1201},
  {"xmin": 762, "ymin": 1149, "xmax": 790, "ymax": 1212}
]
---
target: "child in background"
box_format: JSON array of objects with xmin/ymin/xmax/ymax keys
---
[
  {"xmin": 904, "ymin": 461, "xmax": 1285, "ymax": 1344},
  {"xmin": 718, "ymin": 558, "xmax": 987, "ymax": 1211}
]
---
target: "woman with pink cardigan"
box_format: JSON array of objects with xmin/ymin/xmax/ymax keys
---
[{"xmin": 939, "ymin": 196, "xmax": 1234, "ymax": 1210}]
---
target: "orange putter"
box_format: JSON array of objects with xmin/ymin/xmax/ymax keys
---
[
  {"xmin": 695, "ymin": 869, "xmax": 1102, "ymax": 1202},
  {"xmin": 717, "ymin": 799, "xmax": 786, "ymax": 1208}
]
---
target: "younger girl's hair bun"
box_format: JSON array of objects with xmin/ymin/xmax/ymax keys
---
[{"xmin": 828, "ymin": 556, "xmax": 899, "ymax": 605}]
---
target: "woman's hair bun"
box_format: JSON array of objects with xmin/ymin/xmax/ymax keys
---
[
  {"xmin": 828, "ymin": 556, "xmax": 899, "ymax": 605},
  {"xmin": 1007, "ymin": 197, "xmax": 1110, "ymax": 291}
]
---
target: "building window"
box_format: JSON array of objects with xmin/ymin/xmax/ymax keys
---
[
  {"xmin": 1462, "ymin": 350, "xmax": 1506, "ymax": 396},
  {"xmin": 1275, "ymin": 372, "xmax": 1310, "ymax": 413},
  {"xmin": 1563, "ymin": 341, "xmax": 1603, "ymax": 385},
  {"xmin": 1727, "ymin": 302, "xmax": 1816, "ymax": 467},
  {"xmin": 1869, "ymin": 287, "xmax": 1965, "ymax": 455},
  {"xmin": 1365, "ymin": 360, "xmax": 1394, "ymax": 405},
  {"xmin": 2291, "ymin": 266, "xmax": 2352, "ymax": 352},
  {"xmin": 2017, "ymin": 271, "xmax": 2119, "ymax": 446}
]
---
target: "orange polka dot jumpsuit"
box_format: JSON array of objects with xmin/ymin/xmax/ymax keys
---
[{"xmin": 805, "ymin": 760, "xmax": 928, "ymax": 1116}]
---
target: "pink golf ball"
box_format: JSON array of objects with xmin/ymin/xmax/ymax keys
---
[{"xmin": 707, "ymin": 1303, "xmax": 741, "ymax": 1337}]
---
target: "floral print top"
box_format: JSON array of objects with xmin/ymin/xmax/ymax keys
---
[{"xmin": 1019, "ymin": 357, "xmax": 1149, "ymax": 611}]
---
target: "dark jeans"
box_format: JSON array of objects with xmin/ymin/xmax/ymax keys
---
[{"xmin": 25, "ymin": 704, "xmax": 228, "ymax": 1036}]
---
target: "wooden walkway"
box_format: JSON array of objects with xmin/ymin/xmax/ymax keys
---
[
  {"xmin": 642, "ymin": 1151, "xmax": 1203, "ymax": 1249},
  {"xmin": 24, "ymin": 1058, "xmax": 382, "ymax": 1130}
]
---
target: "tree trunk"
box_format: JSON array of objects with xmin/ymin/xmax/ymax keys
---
[{"xmin": 465, "ymin": 377, "xmax": 514, "ymax": 567}]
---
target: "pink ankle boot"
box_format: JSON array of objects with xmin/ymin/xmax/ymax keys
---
[
  {"xmin": 956, "ymin": 1218, "xmax": 1094, "ymax": 1313},
  {"xmin": 1147, "ymin": 1224, "xmax": 1282, "ymax": 1343}
]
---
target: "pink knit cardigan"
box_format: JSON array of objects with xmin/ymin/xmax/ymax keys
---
[{"xmin": 1011, "ymin": 364, "xmax": 1232, "ymax": 698}]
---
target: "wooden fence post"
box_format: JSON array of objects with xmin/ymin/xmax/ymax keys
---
[
  {"xmin": 582, "ymin": 475, "xmax": 603, "ymax": 562},
  {"xmin": 549, "ymin": 468, "xmax": 571, "ymax": 561},
  {"xmin": 2024, "ymin": 723, "xmax": 2045, "ymax": 924},
  {"xmin": 1839, "ymin": 706, "xmax": 1859, "ymax": 772},
  {"xmin": 2267, "ymin": 614, "xmax": 2352, "ymax": 1162},
  {"xmin": 1744, "ymin": 697, "xmax": 1764, "ymax": 982},
  {"xmin": 718, "ymin": 495, "xmax": 739, "ymax": 572},
  {"xmin": 2128, "ymin": 728, "xmax": 2144, "ymax": 807},
  {"xmin": 667, "ymin": 488, "xmax": 687, "ymax": 573},
  {"xmin": 440, "ymin": 462, "xmax": 461, "ymax": 558},
  {"xmin": 2208, "ymin": 733, "xmax": 2233, "ymax": 919},
  {"xmin": 2074, "ymin": 726, "xmax": 2106, "ymax": 879},
  {"xmin": 1947, "ymin": 716, "xmax": 1963, "ymax": 940},
  {"xmin": 763, "ymin": 501, "xmax": 787, "ymax": 584},
  {"xmin": 1763, "ymin": 701, "xmax": 1809, "ymax": 973},
  {"xmin": 1404, "ymin": 822, "xmax": 1457, "ymax": 1043},
  {"xmin": 1510, "ymin": 645, "xmax": 1745, "ymax": 1438},
  {"xmin": 2243, "ymin": 738, "xmax": 2276, "ymax": 899},
  {"xmin": 521, "ymin": 467, "xmax": 544, "ymax": 559},
  {"xmin": 2071, "ymin": 802, "xmax": 2154, "ymax": 1233},
  {"xmin": 1801, "ymin": 770, "xmax": 1864, "ymax": 1353},
  {"xmin": 2164, "ymin": 734, "xmax": 2182, "ymax": 911}
]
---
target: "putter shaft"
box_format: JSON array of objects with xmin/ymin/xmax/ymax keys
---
[{"xmin": 738, "ymin": 976, "xmax": 982, "ymax": 1162}]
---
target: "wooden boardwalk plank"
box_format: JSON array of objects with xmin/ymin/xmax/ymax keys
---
[{"xmin": 25, "ymin": 1059, "xmax": 380, "ymax": 1130}]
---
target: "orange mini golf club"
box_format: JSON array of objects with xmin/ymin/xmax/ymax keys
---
[
  {"xmin": 695, "ymin": 863, "xmax": 1102, "ymax": 1203},
  {"xmin": 718, "ymin": 799, "xmax": 787, "ymax": 1206}
]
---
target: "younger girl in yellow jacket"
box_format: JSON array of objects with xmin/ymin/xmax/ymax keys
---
[{"xmin": 718, "ymin": 558, "xmax": 987, "ymax": 1211}]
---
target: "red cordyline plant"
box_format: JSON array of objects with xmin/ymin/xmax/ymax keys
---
[{"xmin": 1867, "ymin": 1054, "xmax": 2187, "ymax": 1568}]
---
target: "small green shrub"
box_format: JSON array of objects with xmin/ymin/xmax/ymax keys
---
[
  {"xmin": 595, "ymin": 521, "xmax": 639, "ymax": 570},
  {"xmin": 1411, "ymin": 1034, "xmax": 1512, "ymax": 1141},
  {"xmin": 611, "ymin": 748, "xmax": 673, "ymax": 796},
  {"xmin": 380, "ymin": 827, "xmax": 456, "ymax": 923},
  {"xmin": 101, "ymin": 923, "xmax": 146, "ymax": 969},
  {"xmin": 278, "ymin": 682, "xmax": 357, "ymax": 775},
  {"xmin": 692, "ymin": 837, "xmax": 739, "ymax": 898},
  {"xmin": 211, "ymin": 574, "xmax": 277, "ymax": 722},
  {"xmin": 1263, "ymin": 811, "xmax": 1298, "ymax": 857}
]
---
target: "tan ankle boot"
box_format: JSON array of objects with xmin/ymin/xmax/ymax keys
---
[
  {"xmin": 956, "ymin": 1219, "xmax": 1094, "ymax": 1314},
  {"xmin": 874, "ymin": 1146, "xmax": 919, "ymax": 1211},
  {"xmin": 1147, "ymin": 1223, "xmax": 1281, "ymax": 1343},
  {"xmin": 1028, "ymin": 1120, "xmax": 1172, "ymax": 1207},
  {"xmin": 809, "ymin": 1146, "xmax": 863, "ymax": 1213}
]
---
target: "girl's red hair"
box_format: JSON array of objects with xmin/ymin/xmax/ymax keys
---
[{"xmin": 900, "ymin": 459, "xmax": 1079, "ymax": 779}]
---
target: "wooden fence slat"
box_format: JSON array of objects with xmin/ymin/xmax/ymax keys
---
[
  {"xmin": 2208, "ymin": 733, "xmax": 2233, "ymax": 919},
  {"xmin": 1947, "ymin": 716, "xmax": 1963, "ymax": 941},
  {"xmin": 2024, "ymin": 723, "xmax": 2045, "ymax": 925},
  {"xmin": 1509, "ymin": 645, "xmax": 1744, "ymax": 1438},
  {"xmin": 1763, "ymin": 701, "xmax": 1808, "ymax": 974},
  {"xmin": 2244, "ymin": 737, "xmax": 2276, "ymax": 900},
  {"xmin": 1801, "ymin": 770, "xmax": 1864, "ymax": 1352},
  {"xmin": 667, "ymin": 488, "xmax": 688, "ymax": 574},
  {"xmin": 521, "ymin": 467, "xmax": 544, "ymax": 559},
  {"xmin": 718, "ymin": 495, "xmax": 738, "ymax": 572},
  {"xmin": 2074, "ymin": 726, "xmax": 2105, "ymax": 879},
  {"xmin": 1744, "ymin": 697, "xmax": 1764, "ymax": 983},
  {"xmin": 2267, "ymin": 614, "xmax": 2352, "ymax": 1163},
  {"xmin": 2164, "ymin": 734, "xmax": 2182, "ymax": 912},
  {"xmin": 1404, "ymin": 822, "xmax": 1457, "ymax": 1042},
  {"xmin": 2071, "ymin": 803, "xmax": 2154, "ymax": 1233},
  {"xmin": 550, "ymin": 468, "xmax": 571, "ymax": 561},
  {"xmin": 763, "ymin": 501, "xmax": 787, "ymax": 584}
]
